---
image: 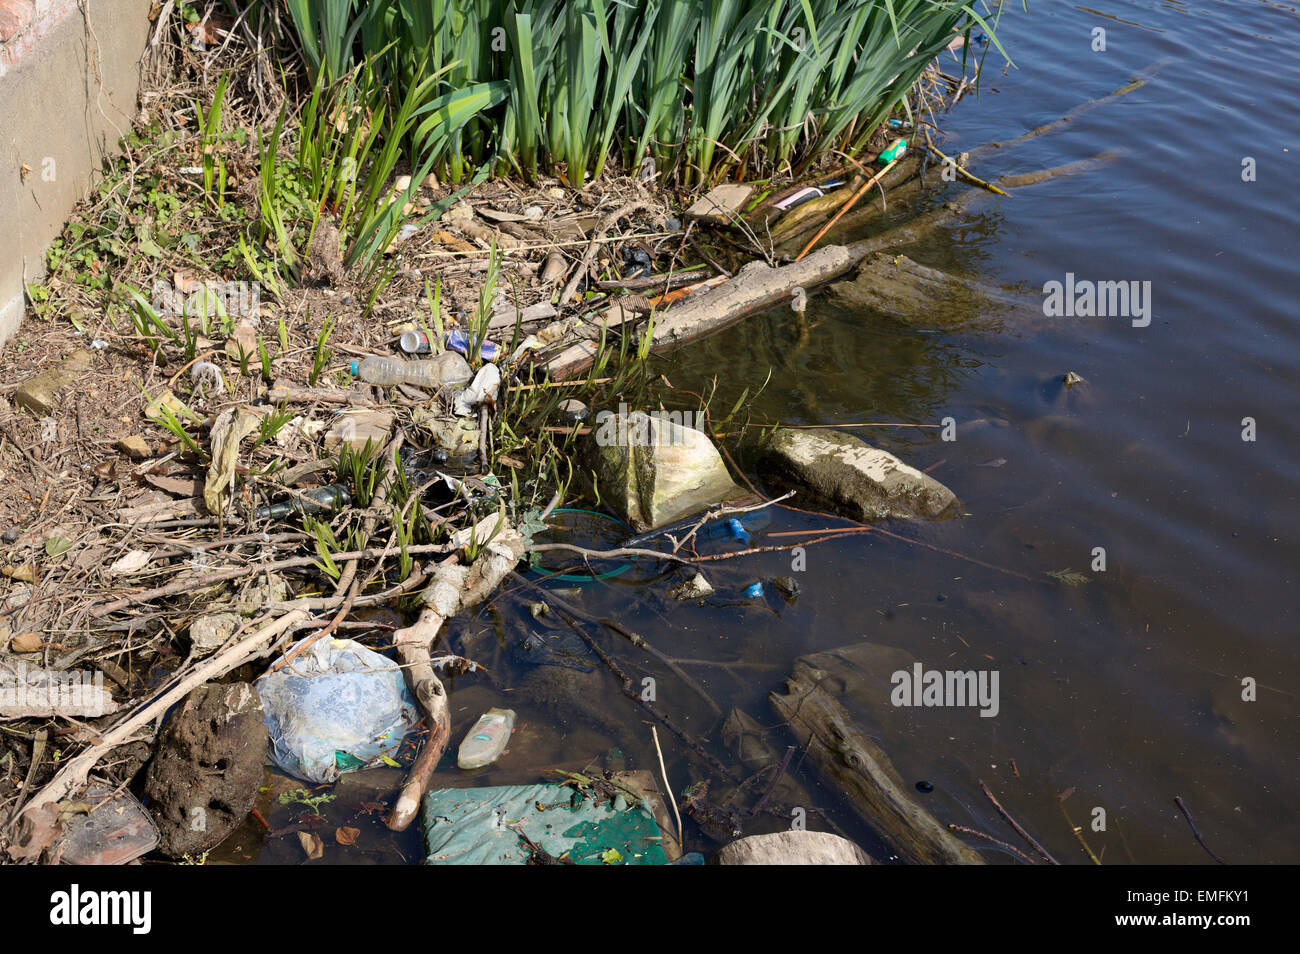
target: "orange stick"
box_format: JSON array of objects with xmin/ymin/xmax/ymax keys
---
[
  {"xmin": 646, "ymin": 273, "xmax": 729, "ymax": 307},
  {"xmin": 794, "ymin": 156, "xmax": 902, "ymax": 261}
]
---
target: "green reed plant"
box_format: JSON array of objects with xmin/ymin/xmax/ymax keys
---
[{"xmin": 281, "ymin": 0, "xmax": 1008, "ymax": 186}]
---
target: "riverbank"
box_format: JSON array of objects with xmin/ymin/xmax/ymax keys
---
[{"xmin": 0, "ymin": 4, "xmax": 1060, "ymax": 865}]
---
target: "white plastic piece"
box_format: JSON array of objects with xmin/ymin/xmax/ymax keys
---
[
  {"xmin": 457, "ymin": 707, "xmax": 515, "ymax": 770},
  {"xmin": 453, "ymin": 363, "xmax": 501, "ymax": 416}
]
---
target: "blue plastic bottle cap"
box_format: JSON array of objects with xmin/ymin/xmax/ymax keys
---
[{"xmin": 350, "ymin": 359, "xmax": 359, "ymax": 376}]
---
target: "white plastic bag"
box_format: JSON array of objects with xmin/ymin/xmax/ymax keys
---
[{"xmin": 255, "ymin": 638, "xmax": 418, "ymax": 783}]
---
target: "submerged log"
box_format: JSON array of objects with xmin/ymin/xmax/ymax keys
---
[
  {"xmin": 771, "ymin": 654, "xmax": 985, "ymax": 865},
  {"xmin": 827, "ymin": 252, "xmax": 1038, "ymax": 322}
]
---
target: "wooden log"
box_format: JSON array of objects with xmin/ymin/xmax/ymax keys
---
[
  {"xmin": 770, "ymin": 656, "xmax": 984, "ymax": 865},
  {"xmin": 647, "ymin": 245, "xmax": 860, "ymax": 354},
  {"xmin": 827, "ymin": 252, "xmax": 1038, "ymax": 321},
  {"xmin": 540, "ymin": 298, "xmax": 653, "ymax": 381}
]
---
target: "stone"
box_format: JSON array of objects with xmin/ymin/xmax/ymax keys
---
[
  {"xmin": 716, "ymin": 830, "xmax": 871, "ymax": 865},
  {"xmin": 771, "ymin": 576, "xmax": 800, "ymax": 600},
  {"xmin": 557, "ymin": 399, "xmax": 589, "ymax": 423},
  {"xmin": 306, "ymin": 217, "xmax": 346, "ymax": 286},
  {"xmin": 585, "ymin": 410, "xmax": 744, "ymax": 532},
  {"xmin": 672, "ymin": 572, "xmax": 714, "ymax": 601},
  {"xmin": 143, "ymin": 682, "xmax": 267, "ymax": 858},
  {"xmin": 684, "ymin": 184, "xmax": 754, "ymax": 225},
  {"xmin": 760, "ymin": 427, "xmax": 957, "ymax": 521},
  {"xmin": 14, "ymin": 349, "xmax": 92, "ymax": 416},
  {"xmin": 0, "ymin": 1, "xmax": 36, "ymax": 46},
  {"xmin": 187, "ymin": 611, "xmax": 241, "ymax": 656},
  {"xmin": 108, "ymin": 549, "xmax": 151, "ymax": 576},
  {"xmin": 7, "ymin": 631, "xmax": 42, "ymax": 653},
  {"xmin": 409, "ymin": 409, "xmax": 479, "ymax": 461},
  {"xmin": 117, "ymin": 434, "xmax": 151, "ymax": 459},
  {"xmin": 232, "ymin": 573, "xmax": 289, "ymax": 616}
]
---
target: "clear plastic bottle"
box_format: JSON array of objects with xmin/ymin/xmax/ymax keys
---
[
  {"xmin": 457, "ymin": 708, "xmax": 515, "ymax": 770},
  {"xmin": 350, "ymin": 353, "xmax": 470, "ymax": 389}
]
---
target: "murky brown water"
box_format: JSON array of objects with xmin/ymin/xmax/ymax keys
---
[{"xmin": 222, "ymin": 1, "xmax": 1298, "ymax": 864}]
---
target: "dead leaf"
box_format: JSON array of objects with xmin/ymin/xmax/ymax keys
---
[
  {"xmin": 297, "ymin": 831, "xmax": 324, "ymax": 860},
  {"xmin": 335, "ymin": 826, "xmax": 360, "ymax": 846},
  {"xmin": 6, "ymin": 803, "xmax": 62, "ymax": 863},
  {"xmin": 144, "ymin": 474, "xmax": 199, "ymax": 498}
]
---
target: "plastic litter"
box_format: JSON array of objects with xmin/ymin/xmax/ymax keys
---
[
  {"xmin": 879, "ymin": 139, "xmax": 908, "ymax": 164},
  {"xmin": 422, "ymin": 779, "xmax": 672, "ymax": 865},
  {"xmin": 350, "ymin": 353, "xmax": 472, "ymax": 389},
  {"xmin": 622, "ymin": 245, "xmax": 653, "ymax": 279},
  {"xmin": 453, "ymin": 363, "xmax": 501, "ymax": 416},
  {"xmin": 251, "ymin": 484, "xmax": 350, "ymax": 521},
  {"xmin": 457, "ymin": 707, "xmax": 516, "ymax": 769},
  {"xmin": 254, "ymin": 637, "xmax": 419, "ymax": 783},
  {"xmin": 399, "ymin": 329, "xmax": 500, "ymax": 362},
  {"xmin": 703, "ymin": 517, "xmax": 751, "ymax": 546},
  {"xmin": 51, "ymin": 782, "xmax": 159, "ymax": 865}
]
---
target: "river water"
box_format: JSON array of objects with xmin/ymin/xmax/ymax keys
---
[{"xmin": 645, "ymin": 0, "xmax": 1298, "ymax": 864}]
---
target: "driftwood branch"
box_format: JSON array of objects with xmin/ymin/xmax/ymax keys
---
[{"xmin": 386, "ymin": 520, "xmax": 526, "ymax": 832}]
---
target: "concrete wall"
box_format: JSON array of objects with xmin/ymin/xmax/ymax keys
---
[{"xmin": 0, "ymin": 0, "xmax": 153, "ymax": 350}]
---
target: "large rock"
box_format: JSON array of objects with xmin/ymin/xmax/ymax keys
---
[
  {"xmin": 716, "ymin": 830, "xmax": 872, "ymax": 865},
  {"xmin": 142, "ymin": 682, "xmax": 267, "ymax": 858},
  {"xmin": 585, "ymin": 410, "xmax": 744, "ymax": 531},
  {"xmin": 14, "ymin": 349, "xmax": 93, "ymax": 416},
  {"xmin": 760, "ymin": 427, "xmax": 957, "ymax": 521}
]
